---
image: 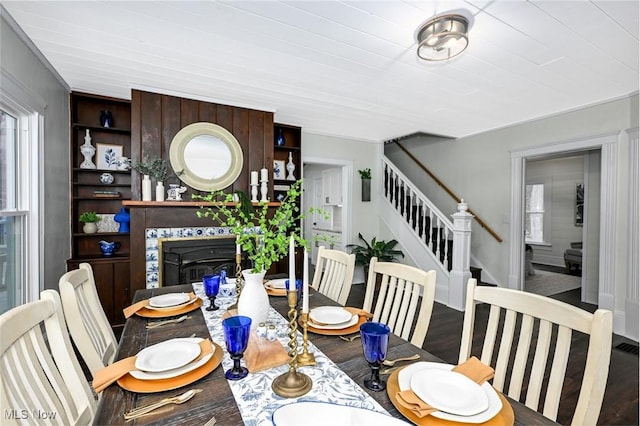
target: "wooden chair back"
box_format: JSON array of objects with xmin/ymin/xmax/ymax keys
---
[
  {"xmin": 59, "ymin": 263, "xmax": 117, "ymax": 376},
  {"xmin": 311, "ymin": 246, "xmax": 356, "ymax": 305},
  {"xmin": 459, "ymin": 278, "xmax": 612, "ymax": 425},
  {"xmin": 0, "ymin": 290, "xmax": 96, "ymax": 425},
  {"xmin": 362, "ymin": 257, "xmax": 436, "ymax": 347}
]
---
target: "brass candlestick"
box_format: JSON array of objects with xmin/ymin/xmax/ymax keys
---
[
  {"xmin": 272, "ymin": 290, "xmax": 312, "ymax": 398},
  {"xmin": 297, "ymin": 313, "xmax": 316, "ymax": 366},
  {"xmin": 228, "ymin": 253, "xmax": 244, "ymax": 311}
]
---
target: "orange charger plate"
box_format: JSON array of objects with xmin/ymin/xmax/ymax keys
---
[
  {"xmin": 305, "ymin": 307, "xmax": 368, "ymax": 336},
  {"xmin": 117, "ymin": 342, "xmax": 223, "ymax": 393},
  {"xmin": 135, "ymin": 298, "xmax": 203, "ymax": 318},
  {"xmin": 386, "ymin": 367, "xmax": 514, "ymax": 426}
]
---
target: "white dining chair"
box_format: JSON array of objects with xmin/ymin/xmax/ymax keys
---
[
  {"xmin": 362, "ymin": 257, "xmax": 436, "ymax": 348},
  {"xmin": 59, "ymin": 262, "xmax": 118, "ymax": 376},
  {"xmin": 311, "ymin": 246, "xmax": 356, "ymax": 305},
  {"xmin": 459, "ymin": 278, "xmax": 612, "ymax": 426},
  {"xmin": 0, "ymin": 290, "xmax": 97, "ymax": 425}
]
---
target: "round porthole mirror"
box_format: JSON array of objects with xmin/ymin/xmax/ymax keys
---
[{"xmin": 169, "ymin": 122, "xmax": 243, "ymax": 191}]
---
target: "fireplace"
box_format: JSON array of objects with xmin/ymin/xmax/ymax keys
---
[
  {"xmin": 160, "ymin": 237, "xmax": 240, "ymax": 286},
  {"xmin": 145, "ymin": 226, "xmax": 245, "ymax": 288}
]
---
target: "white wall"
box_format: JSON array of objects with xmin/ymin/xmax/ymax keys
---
[{"xmin": 1, "ymin": 8, "xmax": 70, "ymax": 290}]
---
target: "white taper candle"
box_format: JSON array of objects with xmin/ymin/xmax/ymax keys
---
[
  {"xmin": 302, "ymin": 248, "xmax": 309, "ymax": 313},
  {"xmin": 289, "ymin": 235, "xmax": 295, "ymax": 291}
]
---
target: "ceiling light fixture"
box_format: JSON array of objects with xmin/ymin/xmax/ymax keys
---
[{"xmin": 416, "ymin": 14, "xmax": 469, "ymax": 61}]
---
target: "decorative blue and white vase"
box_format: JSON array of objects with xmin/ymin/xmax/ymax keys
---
[{"xmin": 276, "ymin": 128, "xmax": 285, "ymax": 146}]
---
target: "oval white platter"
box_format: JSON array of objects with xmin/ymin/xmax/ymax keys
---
[
  {"xmin": 130, "ymin": 338, "xmax": 214, "ymax": 380},
  {"xmin": 148, "ymin": 292, "xmax": 190, "ymax": 308},
  {"xmin": 135, "ymin": 338, "xmax": 201, "ymax": 373},
  {"xmin": 309, "ymin": 306, "xmax": 352, "ymax": 325},
  {"xmin": 272, "ymin": 401, "xmax": 410, "ymax": 426},
  {"xmin": 410, "ymin": 368, "xmax": 488, "ymax": 416},
  {"xmin": 398, "ymin": 362, "xmax": 502, "ymax": 423}
]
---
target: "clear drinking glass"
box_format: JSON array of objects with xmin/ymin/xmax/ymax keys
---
[
  {"xmin": 222, "ymin": 315, "xmax": 252, "ymax": 380},
  {"xmin": 203, "ymin": 274, "xmax": 220, "ymax": 311},
  {"xmin": 360, "ymin": 322, "xmax": 391, "ymax": 391}
]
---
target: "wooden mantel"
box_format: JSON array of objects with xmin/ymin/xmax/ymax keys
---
[{"xmin": 123, "ymin": 201, "xmax": 282, "ymax": 208}]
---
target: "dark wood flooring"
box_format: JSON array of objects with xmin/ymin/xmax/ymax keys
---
[{"xmin": 346, "ymin": 284, "xmax": 639, "ymax": 426}]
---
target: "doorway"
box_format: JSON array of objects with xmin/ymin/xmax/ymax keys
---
[
  {"xmin": 509, "ymin": 133, "xmax": 618, "ymax": 314},
  {"xmin": 301, "ymin": 158, "xmax": 352, "ymax": 266},
  {"xmin": 523, "ymin": 153, "xmax": 599, "ymax": 304}
]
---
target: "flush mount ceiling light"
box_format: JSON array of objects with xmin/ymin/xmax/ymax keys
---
[{"xmin": 416, "ymin": 14, "xmax": 469, "ymax": 61}]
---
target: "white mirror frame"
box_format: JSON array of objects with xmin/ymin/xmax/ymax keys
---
[{"xmin": 169, "ymin": 122, "xmax": 244, "ymax": 191}]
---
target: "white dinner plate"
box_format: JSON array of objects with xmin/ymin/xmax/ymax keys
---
[
  {"xmin": 309, "ymin": 306, "xmax": 353, "ymax": 325},
  {"xmin": 308, "ymin": 314, "xmax": 358, "ymax": 330},
  {"xmin": 265, "ymin": 278, "xmax": 288, "ymax": 289},
  {"xmin": 272, "ymin": 401, "xmax": 410, "ymax": 426},
  {"xmin": 148, "ymin": 293, "xmax": 190, "ymax": 308},
  {"xmin": 410, "ymin": 369, "xmax": 488, "ymax": 416},
  {"xmin": 398, "ymin": 362, "xmax": 501, "ymax": 423},
  {"xmin": 135, "ymin": 338, "xmax": 201, "ymax": 373},
  {"xmin": 145, "ymin": 296, "xmax": 197, "ymax": 311},
  {"xmin": 130, "ymin": 338, "xmax": 214, "ymax": 380}
]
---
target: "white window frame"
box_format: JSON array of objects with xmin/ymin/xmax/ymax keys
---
[{"xmin": 1, "ymin": 88, "xmax": 42, "ymax": 305}]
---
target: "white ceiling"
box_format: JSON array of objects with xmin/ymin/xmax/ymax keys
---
[{"xmin": 3, "ymin": 1, "xmax": 638, "ymax": 142}]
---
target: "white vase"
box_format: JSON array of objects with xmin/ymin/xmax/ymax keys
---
[
  {"xmin": 142, "ymin": 175, "xmax": 152, "ymax": 201},
  {"xmin": 286, "ymin": 152, "xmax": 296, "ymax": 181},
  {"xmin": 83, "ymin": 222, "xmax": 98, "ymax": 234},
  {"xmin": 155, "ymin": 181, "xmax": 165, "ymax": 202},
  {"xmin": 238, "ymin": 269, "xmax": 269, "ymax": 329},
  {"xmin": 80, "ymin": 129, "xmax": 96, "ymax": 169}
]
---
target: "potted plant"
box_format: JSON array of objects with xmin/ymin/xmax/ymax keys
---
[
  {"xmin": 79, "ymin": 211, "xmax": 101, "ymax": 234},
  {"xmin": 358, "ymin": 168, "xmax": 371, "ymax": 202},
  {"xmin": 346, "ymin": 232, "xmax": 404, "ymax": 280},
  {"xmin": 194, "ymin": 180, "xmax": 313, "ymax": 326},
  {"xmin": 133, "ymin": 157, "xmax": 168, "ymax": 201}
]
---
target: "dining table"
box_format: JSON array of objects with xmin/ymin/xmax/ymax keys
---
[{"xmin": 94, "ymin": 283, "xmax": 557, "ymax": 425}]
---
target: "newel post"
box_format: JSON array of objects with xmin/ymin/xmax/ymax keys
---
[{"xmin": 449, "ymin": 200, "xmax": 473, "ymax": 311}]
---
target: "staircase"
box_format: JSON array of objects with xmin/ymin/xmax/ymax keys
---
[{"xmin": 380, "ymin": 157, "xmax": 473, "ymax": 309}]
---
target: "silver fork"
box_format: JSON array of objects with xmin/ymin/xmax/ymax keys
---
[
  {"xmin": 203, "ymin": 415, "xmax": 217, "ymax": 426},
  {"xmin": 146, "ymin": 315, "xmax": 191, "ymax": 329}
]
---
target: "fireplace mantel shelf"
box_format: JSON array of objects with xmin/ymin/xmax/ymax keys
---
[{"xmin": 123, "ymin": 200, "xmax": 282, "ymax": 208}]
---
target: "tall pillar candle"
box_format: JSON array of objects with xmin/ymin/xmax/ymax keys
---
[
  {"xmin": 289, "ymin": 236, "xmax": 295, "ymax": 290},
  {"xmin": 260, "ymin": 168, "xmax": 268, "ymax": 182},
  {"xmin": 302, "ymin": 248, "xmax": 309, "ymax": 313},
  {"xmin": 250, "ymin": 171, "xmax": 258, "ymax": 185}
]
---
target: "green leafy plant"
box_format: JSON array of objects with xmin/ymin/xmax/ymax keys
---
[
  {"xmin": 358, "ymin": 168, "xmax": 371, "ymax": 179},
  {"xmin": 346, "ymin": 233, "xmax": 404, "ymax": 266},
  {"xmin": 79, "ymin": 211, "xmax": 100, "ymax": 223},
  {"xmin": 194, "ymin": 180, "xmax": 316, "ymax": 273},
  {"xmin": 133, "ymin": 157, "xmax": 168, "ymax": 182}
]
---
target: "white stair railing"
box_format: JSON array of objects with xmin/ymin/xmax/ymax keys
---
[{"xmin": 382, "ymin": 157, "xmax": 453, "ymax": 272}]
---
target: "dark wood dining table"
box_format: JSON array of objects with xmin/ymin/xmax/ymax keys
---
[{"xmin": 94, "ymin": 284, "xmax": 556, "ymax": 425}]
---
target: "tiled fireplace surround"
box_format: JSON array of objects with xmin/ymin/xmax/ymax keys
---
[{"xmin": 145, "ymin": 226, "xmax": 233, "ymax": 288}]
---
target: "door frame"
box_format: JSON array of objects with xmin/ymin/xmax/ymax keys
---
[{"xmin": 508, "ymin": 132, "xmax": 618, "ymax": 315}]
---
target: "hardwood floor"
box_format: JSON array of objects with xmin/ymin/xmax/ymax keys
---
[{"xmin": 346, "ymin": 284, "xmax": 639, "ymax": 426}]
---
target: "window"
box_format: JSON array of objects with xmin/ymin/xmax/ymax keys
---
[
  {"xmin": 0, "ymin": 107, "xmax": 36, "ymax": 314},
  {"xmin": 525, "ymin": 183, "xmax": 545, "ymax": 244}
]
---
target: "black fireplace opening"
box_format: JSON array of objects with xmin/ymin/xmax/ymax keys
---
[{"xmin": 160, "ymin": 237, "xmax": 248, "ymax": 286}]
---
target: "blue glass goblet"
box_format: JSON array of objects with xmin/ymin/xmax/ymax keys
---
[
  {"xmin": 222, "ymin": 315, "xmax": 252, "ymax": 380},
  {"xmin": 203, "ymin": 274, "xmax": 220, "ymax": 311},
  {"xmin": 360, "ymin": 322, "xmax": 391, "ymax": 391}
]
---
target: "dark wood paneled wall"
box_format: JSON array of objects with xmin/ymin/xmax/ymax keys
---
[
  {"xmin": 129, "ymin": 90, "xmax": 275, "ymax": 292},
  {"xmin": 130, "ymin": 89, "xmax": 274, "ymax": 200}
]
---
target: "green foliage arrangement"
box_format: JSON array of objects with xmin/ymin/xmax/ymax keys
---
[
  {"xmin": 358, "ymin": 168, "xmax": 371, "ymax": 179},
  {"xmin": 133, "ymin": 157, "xmax": 168, "ymax": 182},
  {"xmin": 346, "ymin": 232, "xmax": 404, "ymax": 266},
  {"xmin": 194, "ymin": 180, "xmax": 312, "ymax": 273},
  {"xmin": 79, "ymin": 211, "xmax": 100, "ymax": 223}
]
